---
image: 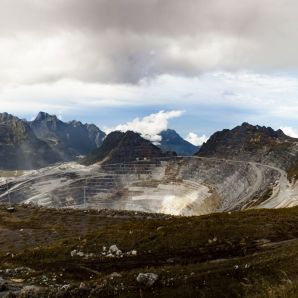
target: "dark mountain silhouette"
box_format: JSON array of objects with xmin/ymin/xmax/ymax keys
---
[
  {"xmin": 158, "ymin": 129, "xmax": 199, "ymax": 156},
  {"xmin": 83, "ymin": 130, "xmax": 175, "ymax": 165}
]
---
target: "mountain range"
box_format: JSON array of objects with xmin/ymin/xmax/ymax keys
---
[
  {"xmin": 30, "ymin": 112, "xmax": 106, "ymax": 160},
  {"xmin": 0, "ymin": 112, "xmax": 198, "ymax": 170},
  {"xmin": 3, "ymin": 110, "xmax": 298, "ymax": 173}
]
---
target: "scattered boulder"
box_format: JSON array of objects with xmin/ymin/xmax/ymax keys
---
[
  {"xmin": 76, "ymin": 251, "xmax": 85, "ymax": 257},
  {"xmin": 108, "ymin": 245, "xmax": 123, "ymax": 257},
  {"xmin": 70, "ymin": 249, "xmax": 78, "ymax": 257},
  {"xmin": 109, "ymin": 245, "xmax": 119, "ymax": 254},
  {"xmin": 70, "ymin": 249, "xmax": 94, "ymax": 258},
  {"xmin": 136, "ymin": 273, "xmax": 158, "ymax": 287},
  {"xmin": 7, "ymin": 207, "xmax": 15, "ymax": 213}
]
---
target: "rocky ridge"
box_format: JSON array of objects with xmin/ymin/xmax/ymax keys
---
[
  {"xmin": 30, "ymin": 112, "xmax": 105, "ymax": 160},
  {"xmin": 0, "ymin": 113, "xmax": 60, "ymax": 170},
  {"xmin": 198, "ymin": 122, "xmax": 298, "ymax": 170}
]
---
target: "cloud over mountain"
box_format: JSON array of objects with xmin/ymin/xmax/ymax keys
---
[
  {"xmin": 280, "ymin": 127, "xmax": 298, "ymax": 138},
  {"xmin": 105, "ymin": 110, "xmax": 183, "ymax": 143},
  {"xmin": 186, "ymin": 132, "xmax": 209, "ymax": 146}
]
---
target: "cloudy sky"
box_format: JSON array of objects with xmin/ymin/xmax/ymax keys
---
[{"xmin": 1, "ymin": 0, "xmax": 298, "ymax": 144}]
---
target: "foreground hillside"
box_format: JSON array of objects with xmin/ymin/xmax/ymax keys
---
[{"xmin": 1, "ymin": 205, "xmax": 298, "ymax": 297}]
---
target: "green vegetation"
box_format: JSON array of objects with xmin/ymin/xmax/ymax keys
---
[{"xmin": 2, "ymin": 205, "xmax": 298, "ymax": 296}]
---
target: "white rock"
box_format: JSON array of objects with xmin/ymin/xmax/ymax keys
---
[
  {"xmin": 77, "ymin": 251, "xmax": 85, "ymax": 257},
  {"xmin": 136, "ymin": 273, "xmax": 158, "ymax": 287},
  {"xmin": 70, "ymin": 250, "xmax": 77, "ymax": 257},
  {"xmin": 109, "ymin": 245, "xmax": 119, "ymax": 254},
  {"xmin": 115, "ymin": 250, "xmax": 122, "ymax": 256},
  {"xmin": 131, "ymin": 250, "xmax": 137, "ymax": 256}
]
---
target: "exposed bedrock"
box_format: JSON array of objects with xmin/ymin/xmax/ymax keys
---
[{"xmin": 0, "ymin": 157, "xmax": 284, "ymax": 215}]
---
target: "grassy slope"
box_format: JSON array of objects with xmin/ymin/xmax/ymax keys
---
[{"xmin": 1, "ymin": 206, "xmax": 298, "ymax": 297}]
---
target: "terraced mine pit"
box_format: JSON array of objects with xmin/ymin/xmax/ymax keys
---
[{"xmin": 0, "ymin": 156, "xmax": 294, "ymax": 215}]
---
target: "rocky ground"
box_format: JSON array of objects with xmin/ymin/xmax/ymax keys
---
[{"xmin": 1, "ymin": 205, "xmax": 298, "ymax": 297}]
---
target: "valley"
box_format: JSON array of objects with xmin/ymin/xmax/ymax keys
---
[{"xmin": 1, "ymin": 114, "xmax": 298, "ymax": 297}]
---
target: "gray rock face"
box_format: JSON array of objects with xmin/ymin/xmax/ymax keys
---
[
  {"xmin": 158, "ymin": 129, "xmax": 199, "ymax": 156},
  {"xmin": 0, "ymin": 111, "xmax": 105, "ymax": 170},
  {"xmin": 136, "ymin": 273, "xmax": 158, "ymax": 287},
  {"xmin": 0, "ymin": 113, "xmax": 60, "ymax": 170},
  {"xmin": 198, "ymin": 122, "xmax": 298, "ymax": 170},
  {"xmin": 30, "ymin": 112, "xmax": 105, "ymax": 160}
]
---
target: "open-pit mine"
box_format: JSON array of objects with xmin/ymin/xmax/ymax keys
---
[{"xmin": 0, "ymin": 156, "xmax": 296, "ymax": 216}]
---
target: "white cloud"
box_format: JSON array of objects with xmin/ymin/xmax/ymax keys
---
[
  {"xmin": 2, "ymin": 1, "xmax": 298, "ymax": 85},
  {"xmin": 2, "ymin": 71, "xmax": 298, "ymax": 141},
  {"xmin": 280, "ymin": 126, "xmax": 298, "ymax": 138},
  {"xmin": 104, "ymin": 110, "xmax": 184, "ymax": 143},
  {"xmin": 186, "ymin": 132, "xmax": 209, "ymax": 146},
  {"xmin": 3, "ymin": 72, "xmax": 298, "ymax": 126},
  {"xmin": 3, "ymin": 71, "xmax": 298, "ymax": 127}
]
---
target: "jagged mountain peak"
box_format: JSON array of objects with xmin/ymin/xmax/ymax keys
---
[
  {"xmin": 0, "ymin": 112, "xmax": 16, "ymax": 121},
  {"xmin": 68, "ymin": 120, "xmax": 83, "ymax": 127},
  {"xmin": 198, "ymin": 122, "xmax": 298, "ymax": 169},
  {"xmin": 34, "ymin": 111, "xmax": 59, "ymax": 122},
  {"xmin": 0, "ymin": 112, "xmax": 60, "ymax": 169},
  {"xmin": 207, "ymin": 122, "xmax": 290, "ymax": 143},
  {"xmin": 29, "ymin": 112, "xmax": 106, "ymax": 159},
  {"xmin": 231, "ymin": 122, "xmax": 288, "ymax": 139}
]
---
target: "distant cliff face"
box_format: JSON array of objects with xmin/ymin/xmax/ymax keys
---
[
  {"xmin": 198, "ymin": 122, "xmax": 298, "ymax": 169},
  {"xmin": 83, "ymin": 130, "xmax": 175, "ymax": 165},
  {"xmin": 30, "ymin": 112, "xmax": 105, "ymax": 160},
  {"xmin": 158, "ymin": 129, "xmax": 199, "ymax": 156},
  {"xmin": 0, "ymin": 113, "xmax": 60, "ymax": 170}
]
